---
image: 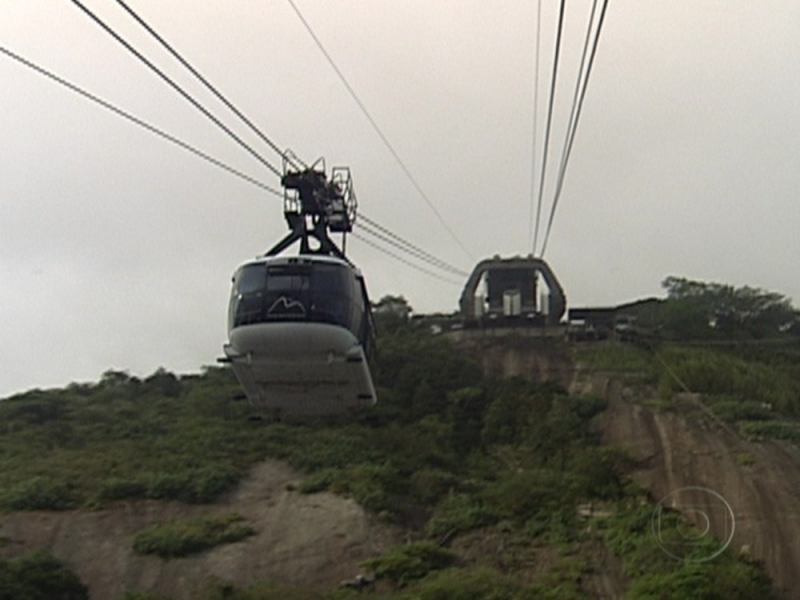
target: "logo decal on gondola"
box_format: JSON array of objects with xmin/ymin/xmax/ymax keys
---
[{"xmin": 267, "ymin": 296, "xmax": 306, "ymax": 318}]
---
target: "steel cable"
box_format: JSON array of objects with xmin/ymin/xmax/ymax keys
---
[
  {"xmin": 0, "ymin": 45, "xmax": 282, "ymax": 197},
  {"xmin": 286, "ymin": 0, "xmax": 474, "ymax": 261},
  {"xmin": 531, "ymin": 0, "xmax": 567, "ymax": 256},
  {"xmin": 540, "ymin": 0, "xmax": 609, "ymax": 258},
  {"xmin": 359, "ymin": 215, "xmax": 468, "ymax": 277},
  {"xmin": 351, "ymin": 232, "xmax": 462, "ymax": 286},
  {"xmin": 114, "ymin": 0, "xmax": 305, "ymax": 171},
  {"xmin": 69, "ymin": 0, "xmax": 283, "ymax": 178}
]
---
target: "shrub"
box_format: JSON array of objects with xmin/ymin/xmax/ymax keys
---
[
  {"xmin": 0, "ymin": 477, "xmax": 76, "ymax": 510},
  {"xmin": 132, "ymin": 513, "xmax": 254, "ymax": 558},
  {"xmin": 627, "ymin": 561, "xmax": 777, "ymax": 600},
  {"xmin": 739, "ymin": 420, "xmax": 800, "ymax": 442},
  {"xmin": 659, "ymin": 347, "xmax": 800, "ymax": 416},
  {"xmin": 709, "ymin": 399, "xmax": 774, "ymax": 422},
  {"xmin": 409, "ymin": 468, "xmax": 457, "ymax": 504},
  {"xmin": 568, "ymin": 446, "xmax": 633, "ymax": 500},
  {"xmin": 329, "ymin": 462, "xmax": 399, "ymax": 512},
  {"xmin": 145, "ymin": 465, "xmax": 239, "ymax": 504},
  {"xmin": 481, "ymin": 470, "xmax": 565, "ymax": 523},
  {"xmin": 425, "ymin": 493, "xmax": 494, "ymax": 537},
  {"xmin": 96, "ymin": 478, "xmax": 147, "ymax": 502},
  {"xmin": 410, "ymin": 567, "xmax": 519, "ymax": 600},
  {"xmin": 362, "ymin": 541, "xmax": 455, "ymax": 585},
  {"xmin": 120, "ymin": 593, "xmax": 173, "ymax": 600},
  {"xmin": 0, "ymin": 549, "xmax": 88, "ymax": 599},
  {"xmin": 448, "ymin": 387, "xmax": 491, "ymax": 454},
  {"xmin": 204, "ymin": 581, "xmax": 327, "ymax": 600},
  {"xmin": 297, "ymin": 469, "xmax": 336, "ymax": 494}
]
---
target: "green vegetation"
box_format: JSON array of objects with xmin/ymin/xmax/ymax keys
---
[
  {"xmin": 602, "ymin": 504, "xmax": 776, "ymax": 600},
  {"xmin": 121, "ymin": 593, "xmax": 173, "ymax": 600},
  {"xmin": 132, "ymin": 513, "xmax": 254, "ymax": 558},
  {"xmin": 0, "ymin": 367, "xmax": 257, "ymax": 511},
  {"xmin": 0, "ymin": 549, "xmax": 88, "ymax": 600},
  {"xmin": 362, "ymin": 541, "xmax": 455, "ymax": 585},
  {"xmin": 0, "ymin": 291, "xmax": 784, "ymax": 598},
  {"xmin": 654, "ymin": 276, "xmax": 798, "ymax": 340},
  {"xmin": 574, "ymin": 341, "xmax": 657, "ymax": 376},
  {"xmin": 577, "ymin": 277, "xmax": 800, "ymax": 441}
]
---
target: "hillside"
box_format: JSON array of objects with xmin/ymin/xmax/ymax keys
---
[{"xmin": 2, "ymin": 312, "xmax": 798, "ymax": 598}]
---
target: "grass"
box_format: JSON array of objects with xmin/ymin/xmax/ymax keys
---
[{"xmin": 132, "ymin": 513, "xmax": 254, "ymax": 558}]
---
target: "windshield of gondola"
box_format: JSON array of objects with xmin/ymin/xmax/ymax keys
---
[
  {"xmin": 266, "ymin": 266, "xmax": 310, "ymax": 292},
  {"xmin": 236, "ymin": 264, "xmax": 266, "ymax": 295},
  {"xmin": 231, "ymin": 262, "xmax": 354, "ymax": 328}
]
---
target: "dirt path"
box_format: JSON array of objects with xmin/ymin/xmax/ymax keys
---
[
  {"xmin": 580, "ymin": 371, "xmax": 800, "ymax": 599},
  {"xmin": 0, "ymin": 460, "xmax": 400, "ymax": 600}
]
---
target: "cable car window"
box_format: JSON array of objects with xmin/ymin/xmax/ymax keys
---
[
  {"xmin": 237, "ymin": 264, "xmax": 266, "ymax": 294},
  {"xmin": 309, "ymin": 264, "xmax": 353, "ymax": 328},
  {"xmin": 266, "ymin": 266, "xmax": 310, "ymax": 292},
  {"xmin": 229, "ymin": 261, "xmax": 362, "ymax": 332},
  {"xmin": 310, "ymin": 265, "xmax": 351, "ymax": 297},
  {"xmin": 230, "ymin": 265, "xmax": 267, "ymax": 328}
]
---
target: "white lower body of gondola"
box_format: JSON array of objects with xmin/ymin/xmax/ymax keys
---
[{"xmin": 223, "ymin": 322, "xmax": 377, "ymax": 416}]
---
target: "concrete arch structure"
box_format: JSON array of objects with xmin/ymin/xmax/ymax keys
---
[{"xmin": 459, "ymin": 256, "xmax": 566, "ymax": 326}]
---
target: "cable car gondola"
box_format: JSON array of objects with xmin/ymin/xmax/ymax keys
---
[{"xmin": 221, "ymin": 162, "xmax": 377, "ymax": 416}]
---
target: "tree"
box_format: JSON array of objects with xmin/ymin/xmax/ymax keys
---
[
  {"xmin": 660, "ymin": 276, "xmax": 797, "ymax": 339},
  {"xmin": 373, "ymin": 295, "xmax": 412, "ymax": 334}
]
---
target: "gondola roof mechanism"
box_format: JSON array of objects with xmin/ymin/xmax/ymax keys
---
[{"xmin": 266, "ymin": 155, "xmax": 357, "ymax": 261}]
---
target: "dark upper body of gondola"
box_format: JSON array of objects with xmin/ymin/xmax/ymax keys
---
[{"xmin": 221, "ymin": 160, "xmax": 377, "ymax": 416}]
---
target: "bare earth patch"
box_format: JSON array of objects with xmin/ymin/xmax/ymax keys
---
[{"xmin": 0, "ymin": 460, "xmax": 400, "ymax": 600}]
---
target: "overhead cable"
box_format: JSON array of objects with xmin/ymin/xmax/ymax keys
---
[
  {"xmin": 114, "ymin": 0, "xmax": 305, "ymax": 171},
  {"xmin": 351, "ymin": 232, "xmax": 462, "ymax": 286},
  {"xmin": 2, "ymin": 45, "xmax": 469, "ymax": 285},
  {"xmin": 359, "ymin": 214, "xmax": 469, "ymax": 277},
  {"xmin": 358, "ymin": 221, "xmax": 468, "ymax": 279},
  {"xmin": 0, "ymin": 45, "xmax": 282, "ymax": 198},
  {"xmin": 285, "ymin": 0, "xmax": 474, "ymax": 261},
  {"xmin": 69, "ymin": 0, "xmax": 283, "ymax": 178},
  {"xmin": 531, "ymin": 0, "xmax": 567, "ymax": 256},
  {"xmin": 527, "ymin": 0, "xmax": 543, "ymax": 251},
  {"xmin": 539, "ymin": 0, "xmax": 609, "ymax": 258},
  {"xmin": 1, "ymin": 46, "xmax": 465, "ymax": 285},
  {"xmin": 554, "ymin": 0, "xmax": 600, "ymax": 190}
]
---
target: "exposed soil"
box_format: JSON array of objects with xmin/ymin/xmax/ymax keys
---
[
  {"xmin": 573, "ymin": 367, "xmax": 800, "ymax": 599},
  {"xmin": 0, "ymin": 461, "xmax": 400, "ymax": 600},
  {"xmin": 458, "ymin": 335, "xmax": 574, "ymax": 387}
]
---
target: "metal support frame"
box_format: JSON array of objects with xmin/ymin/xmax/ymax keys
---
[{"xmin": 264, "ymin": 157, "xmax": 356, "ymax": 261}]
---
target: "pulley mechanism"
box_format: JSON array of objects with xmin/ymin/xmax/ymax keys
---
[{"xmin": 266, "ymin": 154, "xmax": 357, "ymax": 260}]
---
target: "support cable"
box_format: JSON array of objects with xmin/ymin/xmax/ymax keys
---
[
  {"xmin": 358, "ymin": 221, "xmax": 460, "ymax": 276},
  {"xmin": 359, "ymin": 214, "xmax": 469, "ymax": 277},
  {"xmin": 358, "ymin": 221, "xmax": 468, "ymax": 278},
  {"xmin": 285, "ymin": 0, "xmax": 474, "ymax": 260},
  {"xmin": 69, "ymin": 0, "xmax": 283, "ymax": 178},
  {"xmin": 538, "ymin": 0, "xmax": 598, "ymax": 257},
  {"xmin": 2, "ymin": 46, "xmax": 470, "ymax": 286},
  {"xmin": 351, "ymin": 232, "xmax": 462, "ymax": 286},
  {"xmin": 114, "ymin": 0, "xmax": 305, "ymax": 171},
  {"xmin": 0, "ymin": 45, "xmax": 282, "ymax": 197},
  {"xmin": 531, "ymin": 0, "xmax": 567, "ymax": 256},
  {"xmin": 540, "ymin": 0, "xmax": 609, "ymax": 258},
  {"xmin": 527, "ymin": 0, "xmax": 543, "ymax": 251}
]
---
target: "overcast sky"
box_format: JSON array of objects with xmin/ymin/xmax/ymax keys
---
[{"xmin": 2, "ymin": 1, "xmax": 799, "ymax": 398}]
